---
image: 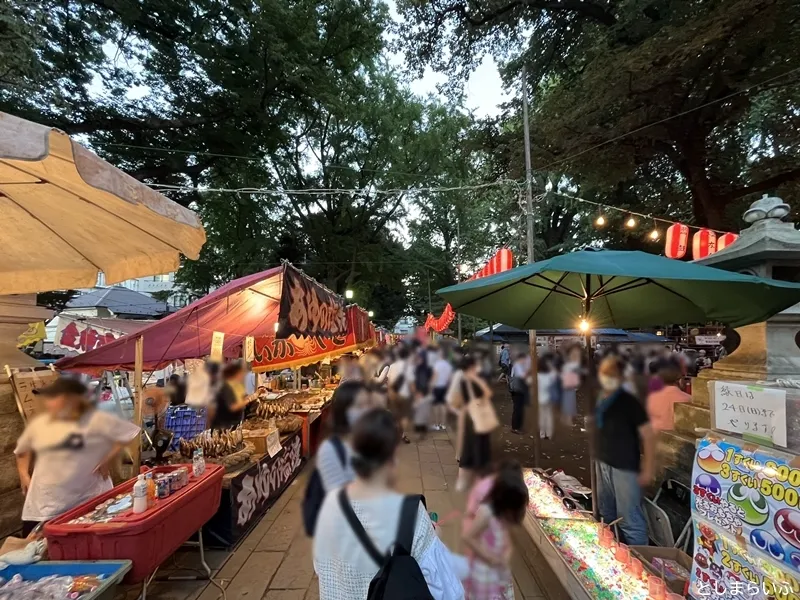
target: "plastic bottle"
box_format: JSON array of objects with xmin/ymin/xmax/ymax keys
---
[
  {"xmin": 145, "ymin": 472, "xmax": 156, "ymax": 508},
  {"xmin": 132, "ymin": 474, "xmax": 148, "ymax": 514},
  {"xmin": 192, "ymin": 448, "xmax": 205, "ymax": 478}
]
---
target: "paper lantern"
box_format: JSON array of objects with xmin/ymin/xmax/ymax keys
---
[
  {"xmin": 498, "ymin": 248, "xmax": 513, "ymax": 271},
  {"xmin": 664, "ymin": 223, "xmax": 689, "ymax": 259},
  {"xmin": 717, "ymin": 232, "xmax": 739, "ymax": 252},
  {"xmin": 692, "ymin": 229, "xmax": 717, "ymax": 260}
]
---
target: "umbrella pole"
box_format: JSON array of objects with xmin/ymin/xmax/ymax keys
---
[
  {"xmin": 582, "ymin": 280, "xmax": 599, "ymax": 520},
  {"xmin": 529, "ymin": 330, "xmax": 541, "ymax": 467},
  {"xmin": 585, "ymin": 331, "xmax": 599, "ymax": 520}
]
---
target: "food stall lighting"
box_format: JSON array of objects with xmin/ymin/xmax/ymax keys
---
[
  {"xmin": 649, "ymin": 227, "xmax": 660, "ymax": 240},
  {"xmin": 345, "ymin": 289, "xmax": 354, "ymax": 299},
  {"xmin": 625, "ymin": 215, "xmax": 637, "ymax": 228},
  {"xmin": 368, "ymin": 310, "xmax": 374, "ymax": 318},
  {"xmin": 595, "ymin": 214, "xmax": 606, "ymax": 227},
  {"xmin": 273, "ymin": 322, "xmax": 279, "ymax": 332},
  {"xmin": 578, "ymin": 319, "xmax": 590, "ymax": 333},
  {"xmin": 717, "ymin": 332, "xmax": 722, "ymax": 337},
  {"xmin": 459, "ymin": 264, "xmax": 469, "ymax": 274},
  {"xmin": 656, "ymin": 330, "xmax": 663, "ymax": 336}
]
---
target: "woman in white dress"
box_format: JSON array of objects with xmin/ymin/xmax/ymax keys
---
[{"xmin": 313, "ymin": 408, "xmax": 464, "ymax": 600}]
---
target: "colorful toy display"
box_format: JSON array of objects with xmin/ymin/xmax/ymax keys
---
[
  {"xmin": 690, "ymin": 435, "xmax": 800, "ymax": 599},
  {"xmin": 522, "ymin": 469, "xmax": 589, "ymax": 520},
  {"xmin": 538, "ymin": 519, "xmax": 651, "ymax": 600},
  {"xmin": 692, "ymin": 436, "xmax": 800, "ymax": 570}
]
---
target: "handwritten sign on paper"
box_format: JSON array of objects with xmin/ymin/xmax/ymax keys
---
[
  {"xmin": 244, "ymin": 336, "xmax": 255, "ymax": 363},
  {"xmin": 10, "ymin": 370, "xmax": 58, "ymax": 422},
  {"xmin": 266, "ymin": 429, "xmax": 282, "ymax": 458},
  {"xmin": 713, "ymin": 381, "xmax": 787, "ymax": 446},
  {"xmin": 210, "ymin": 331, "xmax": 225, "ymax": 362}
]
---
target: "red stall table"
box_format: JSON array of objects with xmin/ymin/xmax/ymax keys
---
[{"xmin": 44, "ymin": 464, "xmax": 224, "ymax": 594}]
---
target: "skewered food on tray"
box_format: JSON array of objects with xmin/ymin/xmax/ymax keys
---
[{"xmin": 178, "ymin": 427, "xmax": 245, "ymax": 459}]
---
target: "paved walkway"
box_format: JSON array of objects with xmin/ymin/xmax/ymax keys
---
[{"xmin": 122, "ymin": 430, "xmax": 566, "ymax": 600}]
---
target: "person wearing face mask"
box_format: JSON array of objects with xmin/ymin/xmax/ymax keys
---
[
  {"xmin": 316, "ymin": 381, "xmax": 366, "ymax": 493},
  {"xmin": 15, "ymin": 378, "xmax": 140, "ymax": 536},
  {"xmin": 594, "ymin": 356, "xmax": 654, "ymax": 546}
]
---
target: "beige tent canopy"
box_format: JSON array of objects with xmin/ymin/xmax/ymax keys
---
[{"xmin": 0, "ymin": 111, "xmax": 206, "ymax": 295}]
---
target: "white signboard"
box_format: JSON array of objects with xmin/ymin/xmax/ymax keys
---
[
  {"xmin": 210, "ymin": 331, "xmax": 225, "ymax": 362},
  {"xmin": 244, "ymin": 336, "xmax": 255, "ymax": 362},
  {"xmin": 695, "ymin": 335, "xmax": 724, "ymax": 345},
  {"xmin": 713, "ymin": 381, "xmax": 787, "ymax": 447}
]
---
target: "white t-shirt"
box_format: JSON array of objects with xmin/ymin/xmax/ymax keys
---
[
  {"xmin": 313, "ymin": 491, "xmax": 463, "ymax": 600},
  {"xmin": 432, "ymin": 358, "xmax": 453, "ymax": 389},
  {"xmin": 387, "ymin": 360, "xmax": 413, "ymax": 398},
  {"xmin": 15, "ymin": 411, "xmax": 140, "ymax": 521}
]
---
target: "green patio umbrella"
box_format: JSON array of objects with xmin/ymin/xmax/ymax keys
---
[
  {"xmin": 438, "ymin": 248, "xmax": 800, "ymax": 514},
  {"xmin": 437, "ymin": 248, "xmax": 800, "ymax": 330}
]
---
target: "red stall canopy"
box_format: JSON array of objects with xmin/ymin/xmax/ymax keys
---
[{"xmin": 56, "ymin": 264, "xmax": 348, "ymax": 374}]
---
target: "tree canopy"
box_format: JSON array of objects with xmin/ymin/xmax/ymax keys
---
[{"xmin": 395, "ymin": 0, "xmax": 800, "ymax": 230}]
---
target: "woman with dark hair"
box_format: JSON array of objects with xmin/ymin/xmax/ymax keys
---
[
  {"xmin": 453, "ymin": 355, "xmax": 497, "ymax": 492},
  {"xmin": 313, "ymin": 409, "xmax": 463, "ymax": 600},
  {"xmin": 316, "ymin": 381, "xmax": 367, "ymax": 492},
  {"xmin": 210, "ymin": 361, "xmax": 250, "ymax": 431}
]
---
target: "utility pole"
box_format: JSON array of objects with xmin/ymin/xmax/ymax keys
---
[
  {"xmin": 456, "ymin": 218, "xmax": 463, "ymax": 343},
  {"xmin": 522, "ymin": 65, "xmax": 541, "ymax": 468}
]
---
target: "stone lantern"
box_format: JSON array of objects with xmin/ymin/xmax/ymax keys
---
[{"xmin": 657, "ymin": 194, "xmax": 800, "ymax": 483}]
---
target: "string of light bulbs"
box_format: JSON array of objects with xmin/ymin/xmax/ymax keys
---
[
  {"xmin": 149, "ymin": 178, "xmax": 730, "ymax": 243},
  {"xmin": 546, "ymin": 191, "xmax": 732, "ymax": 240}
]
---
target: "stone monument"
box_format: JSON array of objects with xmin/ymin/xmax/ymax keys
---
[{"xmin": 657, "ymin": 194, "xmax": 800, "ymax": 483}]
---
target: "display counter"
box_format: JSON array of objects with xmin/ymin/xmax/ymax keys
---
[
  {"xmin": 523, "ymin": 469, "xmax": 666, "ymax": 600},
  {"xmin": 44, "ymin": 464, "xmax": 224, "ymax": 585},
  {"xmin": 203, "ymin": 430, "xmax": 304, "ymax": 547}
]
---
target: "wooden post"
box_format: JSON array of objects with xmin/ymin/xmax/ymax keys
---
[{"xmin": 132, "ymin": 335, "xmax": 144, "ymax": 473}]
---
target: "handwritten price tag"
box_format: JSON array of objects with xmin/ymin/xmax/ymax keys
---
[{"xmin": 713, "ymin": 382, "xmax": 786, "ymax": 446}]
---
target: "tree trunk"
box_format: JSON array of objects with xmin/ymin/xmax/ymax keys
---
[{"xmin": 674, "ymin": 131, "xmax": 729, "ymax": 230}]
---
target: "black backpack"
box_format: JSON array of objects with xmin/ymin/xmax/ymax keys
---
[
  {"xmin": 302, "ymin": 437, "xmax": 346, "ymax": 536},
  {"xmin": 338, "ymin": 489, "xmax": 434, "ymax": 600}
]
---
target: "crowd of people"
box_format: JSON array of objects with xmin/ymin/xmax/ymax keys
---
[
  {"xmin": 307, "ymin": 340, "xmax": 530, "ymax": 600},
  {"xmin": 12, "ymin": 334, "xmax": 707, "ymax": 599},
  {"xmin": 308, "ymin": 338, "xmax": 703, "ymax": 597}
]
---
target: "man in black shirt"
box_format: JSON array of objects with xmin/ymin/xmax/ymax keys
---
[{"xmin": 595, "ymin": 356, "xmax": 654, "ymax": 545}]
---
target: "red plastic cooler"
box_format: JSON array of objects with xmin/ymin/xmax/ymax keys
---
[{"xmin": 44, "ymin": 464, "xmax": 223, "ymax": 583}]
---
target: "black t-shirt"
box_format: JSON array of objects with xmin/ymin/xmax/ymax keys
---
[
  {"xmin": 596, "ymin": 388, "xmax": 649, "ymax": 472},
  {"xmin": 211, "ymin": 382, "xmax": 243, "ymax": 430},
  {"xmin": 460, "ymin": 378, "xmax": 486, "ymax": 401}
]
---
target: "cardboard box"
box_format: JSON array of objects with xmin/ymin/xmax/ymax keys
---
[
  {"xmin": 631, "ymin": 546, "xmax": 692, "ymax": 595},
  {"xmin": 242, "ymin": 428, "xmax": 276, "ymax": 455}
]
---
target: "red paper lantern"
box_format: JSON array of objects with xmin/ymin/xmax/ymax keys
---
[
  {"xmin": 664, "ymin": 224, "xmax": 689, "ymax": 259},
  {"xmin": 692, "ymin": 229, "xmax": 717, "ymax": 260},
  {"xmin": 717, "ymin": 232, "xmax": 739, "ymax": 252}
]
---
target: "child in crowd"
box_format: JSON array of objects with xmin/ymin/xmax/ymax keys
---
[{"xmin": 462, "ymin": 461, "xmax": 528, "ymax": 600}]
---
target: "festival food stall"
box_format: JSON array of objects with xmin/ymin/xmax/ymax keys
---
[
  {"xmin": 55, "ymin": 264, "xmax": 376, "ymax": 548},
  {"xmin": 247, "ymin": 304, "xmax": 376, "ymax": 456}
]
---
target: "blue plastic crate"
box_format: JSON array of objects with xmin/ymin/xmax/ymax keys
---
[
  {"xmin": 0, "ymin": 560, "xmax": 131, "ymax": 600},
  {"xmin": 164, "ymin": 406, "xmax": 207, "ymax": 449}
]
